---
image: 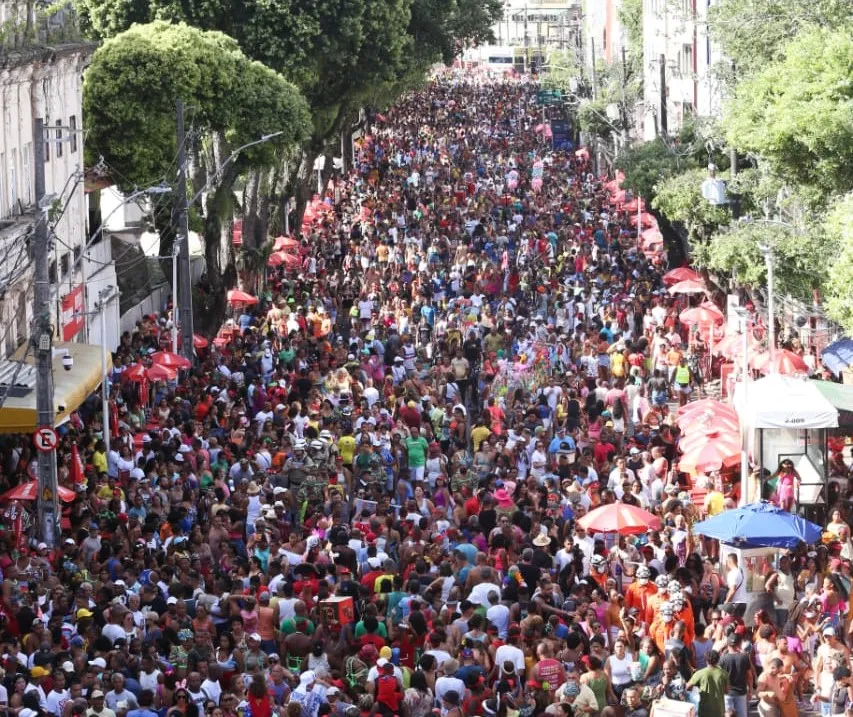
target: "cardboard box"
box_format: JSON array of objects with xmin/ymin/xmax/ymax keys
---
[{"xmin": 319, "ymin": 596, "xmax": 354, "ymax": 626}]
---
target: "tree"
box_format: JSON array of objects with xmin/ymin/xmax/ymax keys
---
[
  {"xmin": 707, "ymin": 0, "xmax": 851, "ymax": 80},
  {"xmin": 651, "ymin": 168, "xmax": 731, "ymax": 245},
  {"xmin": 83, "ymin": 21, "xmax": 311, "ymax": 331},
  {"xmin": 724, "ymin": 28, "xmax": 853, "ymax": 198},
  {"xmin": 823, "ymin": 193, "xmax": 853, "ymax": 333},
  {"xmin": 693, "ymin": 220, "xmax": 835, "ymax": 301}
]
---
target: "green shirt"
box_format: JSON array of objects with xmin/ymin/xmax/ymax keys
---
[
  {"xmin": 687, "ymin": 665, "xmax": 728, "ymax": 717},
  {"xmin": 354, "ymin": 620, "xmax": 388, "ymax": 638},
  {"xmin": 404, "ymin": 436, "xmax": 429, "ymax": 467},
  {"xmin": 280, "ymin": 617, "xmax": 315, "ymax": 635}
]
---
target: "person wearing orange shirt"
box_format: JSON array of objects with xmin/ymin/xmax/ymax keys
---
[
  {"xmin": 645, "ymin": 575, "xmax": 670, "ymax": 627},
  {"xmin": 590, "ymin": 554, "xmax": 610, "ymax": 590},
  {"xmin": 650, "ymin": 602, "xmax": 677, "ymax": 654},
  {"xmin": 667, "ymin": 586, "xmax": 695, "ymax": 646},
  {"xmin": 625, "ymin": 566, "xmax": 657, "ymax": 624}
]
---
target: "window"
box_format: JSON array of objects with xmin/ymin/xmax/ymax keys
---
[
  {"xmin": 60, "ymin": 252, "xmax": 69, "ymax": 277},
  {"xmin": 55, "ymin": 122, "xmax": 63, "ymax": 158},
  {"xmin": 22, "ymin": 143, "xmax": 31, "ymax": 204},
  {"xmin": 44, "ymin": 119, "xmax": 50, "ymax": 162},
  {"xmin": 49, "ymin": 259, "xmax": 57, "ymax": 284},
  {"xmin": 680, "ymin": 44, "xmax": 693, "ymax": 76},
  {"xmin": 69, "ymin": 115, "xmax": 77, "ymax": 153},
  {"xmin": 8, "ymin": 148, "xmax": 17, "ymax": 212}
]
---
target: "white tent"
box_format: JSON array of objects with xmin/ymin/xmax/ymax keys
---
[{"xmin": 734, "ymin": 373, "xmax": 839, "ymax": 429}]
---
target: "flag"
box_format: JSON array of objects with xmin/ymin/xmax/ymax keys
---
[{"xmin": 70, "ymin": 444, "xmax": 85, "ymax": 487}]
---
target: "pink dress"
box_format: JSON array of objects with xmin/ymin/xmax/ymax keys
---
[{"xmin": 777, "ymin": 474, "xmax": 795, "ymax": 505}]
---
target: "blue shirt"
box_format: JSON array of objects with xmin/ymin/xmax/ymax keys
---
[{"xmin": 549, "ymin": 435, "xmax": 576, "ymax": 455}]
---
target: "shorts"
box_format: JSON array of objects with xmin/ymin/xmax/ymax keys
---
[{"xmin": 409, "ymin": 466, "xmax": 425, "ymax": 482}]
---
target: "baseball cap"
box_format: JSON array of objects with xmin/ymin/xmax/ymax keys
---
[
  {"xmin": 167, "ymin": 596, "xmax": 178, "ymax": 605},
  {"xmin": 823, "ymin": 626, "xmax": 837, "ymax": 637},
  {"xmin": 91, "ymin": 691, "xmax": 105, "ymax": 699},
  {"xmin": 31, "ymin": 666, "xmax": 50, "ymax": 678},
  {"xmin": 88, "ymin": 657, "xmax": 107, "ymax": 669}
]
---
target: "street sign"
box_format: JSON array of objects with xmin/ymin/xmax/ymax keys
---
[
  {"xmin": 536, "ymin": 89, "xmax": 562, "ymax": 105},
  {"xmin": 33, "ymin": 426, "xmax": 58, "ymax": 452}
]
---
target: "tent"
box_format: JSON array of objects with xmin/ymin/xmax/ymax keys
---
[
  {"xmin": 693, "ymin": 501, "xmax": 822, "ymax": 549},
  {"xmin": 734, "ymin": 374, "xmax": 838, "ymax": 507},
  {"xmin": 0, "ymin": 342, "xmax": 112, "ymax": 433},
  {"xmin": 734, "ymin": 373, "xmax": 838, "ymax": 430}
]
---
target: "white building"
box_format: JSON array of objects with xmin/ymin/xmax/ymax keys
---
[
  {"xmin": 584, "ymin": 0, "xmax": 626, "ymax": 71},
  {"xmin": 0, "ymin": 15, "xmax": 119, "ymax": 356},
  {"xmin": 641, "ymin": 0, "xmax": 724, "ymax": 140}
]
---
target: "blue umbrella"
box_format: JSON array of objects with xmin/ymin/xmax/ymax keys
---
[
  {"xmin": 693, "ymin": 501, "xmax": 823, "ymax": 549},
  {"xmin": 822, "ymin": 337, "xmax": 853, "ymax": 377}
]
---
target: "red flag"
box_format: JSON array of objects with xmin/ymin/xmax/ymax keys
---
[
  {"xmin": 139, "ymin": 377, "xmax": 149, "ymax": 406},
  {"xmin": 110, "ymin": 402, "xmax": 119, "ymax": 439},
  {"xmin": 70, "ymin": 444, "xmax": 85, "ymax": 486}
]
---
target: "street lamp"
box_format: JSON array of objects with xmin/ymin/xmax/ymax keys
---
[{"xmin": 732, "ymin": 305, "xmax": 751, "ymax": 506}]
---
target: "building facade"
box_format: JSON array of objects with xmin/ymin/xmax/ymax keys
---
[
  {"xmin": 641, "ymin": 0, "xmax": 724, "ymax": 139},
  {"xmin": 0, "ymin": 10, "xmax": 119, "ymax": 356}
]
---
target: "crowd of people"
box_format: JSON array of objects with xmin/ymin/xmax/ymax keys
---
[{"xmin": 0, "ymin": 72, "xmax": 852, "ymax": 717}]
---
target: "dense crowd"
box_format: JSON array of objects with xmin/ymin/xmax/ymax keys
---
[{"xmin": 0, "ymin": 73, "xmax": 852, "ymax": 717}]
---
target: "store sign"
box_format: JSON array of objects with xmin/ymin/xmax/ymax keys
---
[{"xmin": 61, "ymin": 285, "xmax": 85, "ymax": 341}]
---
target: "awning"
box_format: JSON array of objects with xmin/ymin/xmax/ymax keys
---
[
  {"xmin": 0, "ymin": 342, "xmax": 111, "ymax": 433},
  {"xmin": 812, "ymin": 380, "xmax": 853, "ymax": 414},
  {"xmin": 733, "ymin": 373, "xmax": 838, "ymax": 429}
]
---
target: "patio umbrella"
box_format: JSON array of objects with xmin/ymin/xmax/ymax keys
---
[
  {"xmin": 278, "ymin": 253, "xmax": 302, "ymax": 269},
  {"xmin": 608, "ymin": 190, "xmax": 627, "ymax": 206},
  {"xmin": 150, "ymin": 351, "xmax": 191, "ymax": 370},
  {"xmin": 267, "ymin": 252, "xmax": 286, "ymax": 267},
  {"xmin": 0, "ymin": 481, "xmax": 76, "ymax": 503},
  {"xmin": 227, "ymin": 289, "xmax": 259, "ymax": 306},
  {"xmin": 693, "ymin": 501, "xmax": 822, "ymax": 548},
  {"xmin": 624, "ymin": 197, "xmax": 646, "ymax": 213},
  {"xmin": 679, "ymin": 429, "xmax": 740, "ymax": 456},
  {"xmin": 712, "ymin": 331, "xmax": 758, "ymax": 358},
  {"xmin": 678, "ymin": 408, "xmax": 740, "ymax": 435},
  {"xmin": 821, "ymin": 338, "xmax": 853, "ymax": 377},
  {"xmin": 756, "ymin": 349, "xmax": 809, "ymax": 376},
  {"xmin": 273, "ymin": 236, "xmax": 300, "ymax": 251},
  {"xmin": 662, "ymin": 267, "xmax": 702, "ymax": 285},
  {"xmin": 668, "ymin": 279, "xmax": 707, "ymax": 295},
  {"xmin": 677, "ymin": 399, "xmax": 739, "ymax": 424},
  {"xmin": 123, "ymin": 363, "xmax": 148, "ymax": 382},
  {"xmin": 193, "ymin": 334, "xmax": 209, "ymax": 350},
  {"xmin": 678, "ymin": 438, "xmax": 741, "ymax": 473},
  {"xmin": 577, "ymin": 503, "xmax": 662, "ymax": 535},
  {"xmin": 147, "ymin": 363, "xmax": 177, "ymax": 381},
  {"xmin": 680, "ymin": 302, "xmax": 724, "ymax": 326},
  {"xmin": 630, "ymin": 211, "xmax": 657, "ymax": 229}
]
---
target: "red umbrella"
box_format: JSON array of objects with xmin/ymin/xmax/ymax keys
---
[
  {"xmin": 754, "ymin": 349, "xmax": 809, "ymax": 375},
  {"xmin": 630, "ymin": 211, "xmax": 657, "ymax": 228},
  {"xmin": 193, "ymin": 334, "xmax": 209, "ymax": 350},
  {"xmin": 713, "ymin": 331, "xmax": 758, "ymax": 358},
  {"xmin": 663, "ymin": 267, "xmax": 702, "ymax": 285},
  {"xmin": 577, "ymin": 503, "xmax": 662, "ymax": 535},
  {"xmin": 680, "ymin": 301, "xmax": 724, "ymax": 326},
  {"xmin": 668, "ymin": 279, "xmax": 707, "ymax": 295},
  {"xmin": 679, "ymin": 428, "xmax": 740, "ymax": 455},
  {"xmin": 267, "ymin": 252, "xmax": 286, "ymax": 267},
  {"xmin": 624, "ymin": 197, "xmax": 646, "ymax": 213},
  {"xmin": 678, "ymin": 438, "xmax": 741, "ymax": 473},
  {"xmin": 227, "ymin": 290, "xmax": 259, "ymax": 306},
  {"xmin": 677, "ymin": 398, "xmax": 739, "ymax": 419},
  {"xmin": 273, "ymin": 236, "xmax": 300, "ymax": 251},
  {"xmin": 147, "ymin": 363, "xmax": 177, "ymax": 381},
  {"xmin": 0, "ymin": 481, "xmax": 76, "ymax": 503},
  {"xmin": 678, "ymin": 409, "xmax": 740, "ymax": 435},
  {"xmin": 150, "ymin": 351, "xmax": 191, "ymax": 370},
  {"xmin": 123, "ymin": 363, "xmax": 148, "ymax": 382},
  {"xmin": 608, "ymin": 190, "xmax": 627, "ymax": 206}
]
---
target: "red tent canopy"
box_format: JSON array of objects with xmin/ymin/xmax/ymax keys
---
[
  {"xmin": 0, "ymin": 481, "xmax": 76, "ymax": 503},
  {"xmin": 151, "ymin": 351, "xmax": 191, "ymax": 370},
  {"xmin": 227, "ymin": 290, "xmax": 259, "ymax": 306}
]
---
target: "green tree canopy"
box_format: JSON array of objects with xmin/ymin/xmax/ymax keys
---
[
  {"xmin": 651, "ymin": 168, "xmax": 731, "ymax": 245},
  {"xmin": 83, "ymin": 20, "xmax": 311, "ymax": 190},
  {"xmin": 693, "ymin": 220, "xmax": 835, "ymax": 301},
  {"xmin": 707, "ymin": 0, "xmax": 852, "ymax": 80},
  {"xmin": 824, "ymin": 193, "xmax": 853, "ymax": 332},
  {"xmin": 724, "ymin": 27, "xmax": 853, "ymax": 198}
]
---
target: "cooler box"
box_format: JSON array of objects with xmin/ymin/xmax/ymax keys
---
[{"xmin": 319, "ymin": 596, "xmax": 354, "ymax": 626}]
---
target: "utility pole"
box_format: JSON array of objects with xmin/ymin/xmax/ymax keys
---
[
  {"xmin": 659, "ymin": 54, "xmax": 668, "ymax": 134},
  {"xmin": 523, "ymin": 4, "xmax": 529, "ymax": 74},
  {"xmin": 97, "ymin": 287, "xmax": 114, "ymax": 457},
  {"xmin": 33, "ymin": 118, "xmax": 59, "ymax": 548},
  {"xmin": 175, "ymin": 100, "xmax": 194, "ymax": 362},
  {"xmin": 590, "ymin": 38, "xmax": 598, "ymax": 100}
]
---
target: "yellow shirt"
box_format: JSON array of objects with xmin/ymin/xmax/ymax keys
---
[
  {"xmin": 338, "ymin": 435, "xmax": 356, "ymax": 466},
  {"xmin": 705, "ymin": 490, "xmax": 725, "ymax": 516},
  {"xmin": 471, "ymin": 426, "xmax": 492, "ymax": 452},
  {"xmin": 92, "ymin": 451, "xmax": 108, "ymax": 475}
]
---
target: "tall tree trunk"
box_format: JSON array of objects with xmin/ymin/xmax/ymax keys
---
[
  {"xmin": 241, "ymin": 167, "xmax": 262, "ymax": 251},
  {"xmin": 294, "ymin": 148, "xmax": 319, "ymax": 231}
]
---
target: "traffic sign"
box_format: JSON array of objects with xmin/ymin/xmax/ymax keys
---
[
  {"xmin": 33, "ymin": 426, "xmax": 58, "ymax": 452},
  {"xmin": 536, "ymin": 89, "xmax": 562, "ymax": 105}
]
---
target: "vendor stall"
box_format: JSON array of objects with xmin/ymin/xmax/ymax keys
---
[{"xmin": 734, "ymin": 374, "xmax": 838, "ymax": 519}]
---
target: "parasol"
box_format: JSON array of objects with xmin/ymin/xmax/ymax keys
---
[{"xmin": 577, "ymin": 503, "xmax": 662, "ymax": 535}]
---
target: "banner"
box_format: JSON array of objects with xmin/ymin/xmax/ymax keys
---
[{"xmin": 61, "ymin": 285, "xmax": 85, "ymax": 341}]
